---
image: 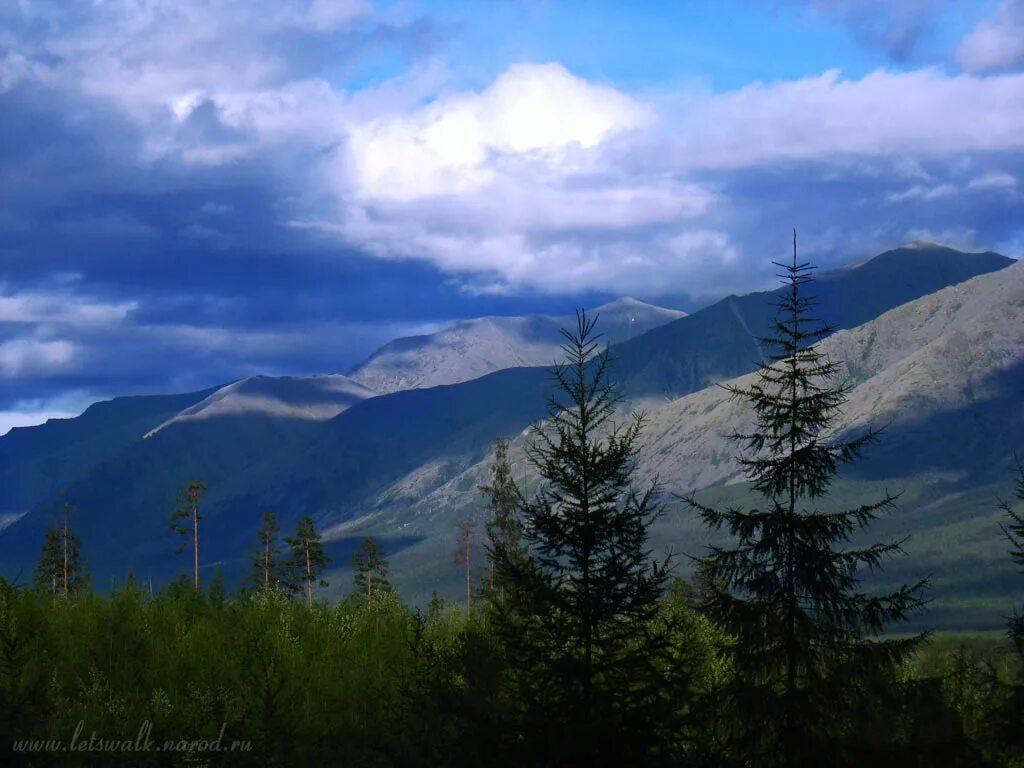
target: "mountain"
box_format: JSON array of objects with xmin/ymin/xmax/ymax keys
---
[
  {"xmin": 348, "ymin": 297, "xmax": 686, "ymax": 394},
  {"xmin": 0, "ymin": 387, "xmax": 216, "ymax": 520},
  {"xmin": 145, "ymin": 374, "xmax": 376, "ymax": 437},
  {"xmin": 0, "ymin": 243, "xmax": 1015, "ymax": 627},
  {"xmin": 373, "ymin": 259, "xmax": 1024, "ymax": 627},
  {"xmin": 611, "ymin": 242, "xmax": 1014, "ymax": 401}
]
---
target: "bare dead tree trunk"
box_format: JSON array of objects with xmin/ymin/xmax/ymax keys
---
[
  {"xmin": 305, "ymin": 543, "xmax": 313, "ymax": 610},
  {"xmin": 464, "ymin": 528, "xmax": 473, "ymax": 616},
  {"xmin": 263, "ymin": 542, "xmax": 271, "ymax": 589},
  {"xmin": 62, "ymin": 516, "xmax": 69, "ymax": 598},
  {"xmin": 454, "ymin": 516, "xmax": 476, "ymax": 617},
  {"xmin": 192, "ymin": 502, "xmax": 200, "ymax": 589}
]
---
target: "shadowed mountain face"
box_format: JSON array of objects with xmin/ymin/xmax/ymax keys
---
[
  {"xmin": 145, "ymin": 374, "xmax": 377, "ymax": 437},
  {"xmin": 348, "ymin": 297, "xmax": 686, "ymax": 394},
  {"xmin": 0, "ymin": 244, "xmax": 1015, "ymax": 616},
  {"xmin": 0, "ymin": 388, "xmax": 217, "ymax": 520}
]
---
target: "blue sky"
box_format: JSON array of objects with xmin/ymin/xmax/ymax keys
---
[{"xmin": 1, "ymin": 0, "xmax": 1023, "ymax": 432}]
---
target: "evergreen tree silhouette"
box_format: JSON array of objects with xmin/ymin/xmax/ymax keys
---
[
  {"xmin": 35, "ymin": 504, "xmax": 87, "ymax": 596},
  {"xmin": 480, "ymin": 437, "xmax": 523, "ymax": 606},
  {"xmin": 286, "ymin": 516, "xmax": 329, "ymax": 609},
  {"xmin": 352, "ymin": 536, "xmax": 391, "ymax": 605},
  {"xmin": 490, "ymin": 310, "xmax": 675, "ymax": 766},
  {"xmin": 170, "ymin": 480, "xmax": 206, "ymax": 588},
  {"xmin": 685, "ymin": 233, "xmax": 929, "ymax": 766},
  {"xmin": 999, "ymin": 459, "xmax": 1024, "ymax": 657},
  {"xmin": 249, "ymin": 509, "xmax": 286, "ymax": 592}
]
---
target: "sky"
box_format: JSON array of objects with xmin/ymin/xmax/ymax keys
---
[{"xmin": 2, "ymin": 0, "xmax": 1023, "ymax": 434}]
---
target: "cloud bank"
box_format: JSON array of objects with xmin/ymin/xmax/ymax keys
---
[{"xmin": 1, "ymin": 0, "xmax": 1022, "ymax": 428}]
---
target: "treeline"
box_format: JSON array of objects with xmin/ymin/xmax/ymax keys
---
[
  {"xmin": 3, "ymin": 556, "xmax": 1022, "ymax": 766},
  {"xmin": 8, "ymin": 245, "xmax": 1024, "ymax": 767}
]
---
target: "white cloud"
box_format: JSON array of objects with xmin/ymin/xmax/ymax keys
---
[
  {"xmin": 0, "ymin": 339, "xmax": 75, "ymax": 378},
  {"xmin": 5, "ymin": 0, "xmax": 1024, "ymax": 297},
  {"xmin": 956, "ymin": 1, "xmax": 1024, "ymax": 73},
  {"xmin": 348, "ymin": 62, "xmax": 653, "ymax": 200},
  {"xmin": 886, "ymin": 183, "xmax": 956, "ymax": 202},
  {"xmin": 659, "ymin": 68, "xmax": 1024, "ymax": 170},
  {"xmin": 0, "ymin": 288, "xmax": 137, "ymax": 325},
  {"xmin": 967, "ymin": 171, "xmax": 1017, "ymax": 190},
  {"xmin": 329, "ymin": 64, "xmax": 1024, "ymax": 293}
]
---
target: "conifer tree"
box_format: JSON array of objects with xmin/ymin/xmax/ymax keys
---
[
  {"xmin": 999, "ymin": 460, "xmax": 1024, "ymax": 657},
  {"xmin": 34, "ymin": 504, "xmax": 86, "ymax": 597},
  {"xmin": 249, "ymin": 510, "xmax": 286, "ymax": 592},
  {"xmin": 170, "ymin": 480, "xmax": 206, "ymax": 589},
  {"xmin": 35, "ymin": 529, "xmax": 62, "ymax": 595},
  {"xmin": 480, "ymin": 438, "xmax": 522, "ymax": 604},
  {"xmin": 685, "ymin": 233, "xmax": 929, "ymax": 766},
  {"xmin": 352, "ymin": 536, "xmax": 391, "ymax": 605},
  {"xmin": 490, "ymin": 310, "xmax": 674, "ymax": 765},
  {"xmin": 286, "ymin": 516, "xmax": 329, "ymax": 610},
  {"xmin": 453, "ymin": 515, "xmax": 477, "ymax": 616}
]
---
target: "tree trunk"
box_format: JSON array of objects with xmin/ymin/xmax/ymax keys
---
[
  {"xmin": 465, "ymin": 531, "xmax": 472, "ymax": 616},
  {"xmin": 367, "ymin": 570, "xmax": 373, "ymax": 604},
  {"xmin": 192, "ymin": 504, "xmax": 200, "ymax": 589},
  {"xmin": 263, "ymin": 543, "xmax": 270, "ymax": 589},
  {"xmin": 305, "ymin": 543, "xmax": 313, "ymax": 610},
  {"xmin": 62, "ymin": 518, "xmax": 69, "ymax": 598}
]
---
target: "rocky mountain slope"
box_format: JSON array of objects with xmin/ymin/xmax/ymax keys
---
[
  {"xmin": 348, "ymin": 297, "xmax": 685, "ymax": 394},
  {"xmin": 374, "ymin": 260, "xmax": 1024, "ymax": 626},
  {"xmin": 0, "ymin": 244, "xmax": 1016, "ymax": 629}
]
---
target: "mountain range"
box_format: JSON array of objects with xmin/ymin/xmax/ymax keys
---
[
  {"xmin": 0, "ymin": 242, "xmax": 1019, "ymax": 629},
  {"xmin": 348, "ymin": 297, "xmax": 685, "ymax": 394}
]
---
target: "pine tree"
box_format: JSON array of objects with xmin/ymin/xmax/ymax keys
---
[
  {"xmin": 249, "ymin": 510, "xmax": 286, "ymax": 592},
  {"xmin": 35, "ymin": 528, "xmax": 62, "ymax": 595},
  {"xmin": 480, "ymin": 438, "xmax": 523, "ymax": 605},
  {"xmin": 352, "ymin": 536, "xmax": 391, "ymax": 605},
  {"xmin": 285, "ymin": 516, "xmax": 329, "ymax": 610},
  {"xmin": 34, "ymin": 504, "xmax": 87, "ymax": 597},
  {"xmin": 170, "ymin": 480, "xmax": 206, "ymax": 589},
  {"xmin": 685, "ymin": 233, "xmax": 929, "ymax": 766},
  {"xmin": 999, "ymin": 459, "xmax": 1024, "ymax": 657},
  {"xmin": 453, "ymin": 515, "xmax": 479, "ymax": 616},
  {"xmin": 490, "ymin": 310, "xmax": 674, "ymax": 766}
]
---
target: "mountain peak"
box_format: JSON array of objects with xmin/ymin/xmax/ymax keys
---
[
  {"xmin": 348, "ymin": 298, "xmax": 685, "ymax": 394},
  {"xmin": 901, "ymin": 239, "xmax": 955, "ymax": 251},
  {"xmin": 592, "ymin": 297, "xmax": 685, "ymax": 316}
]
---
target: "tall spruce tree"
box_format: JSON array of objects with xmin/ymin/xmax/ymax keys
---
[
  {"xmin": 286, "ymin": 516, "xmax": 329, "ymax": 610},
  {"xmin": 480, "ymin": 438, "xmax": 523, "ymax": 605},
  {"xmin": 170, "ymin": 480, "xmax": 206, "ymax": 588},
  {"xmin": 999, "ymin": 460, "xmax": 1024, "ymax": 656},
  {"xmin": 352, "ymin": 536, "xmax": 391, "ymax": 605},
  {"xmin": 490, "ymin": 310, "xmax": 674, "ymax": 766},
  {"xmin": 685, "ymin": 233, "xmax": 929, "ymax": 766},
  {"xmin": 249, "ymin": 510, "xmax": 286, "ymax": 592}
]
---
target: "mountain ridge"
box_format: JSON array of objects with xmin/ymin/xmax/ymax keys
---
[
  {"xmin": 347, "ymin": 297, "xmax": 686, "ymax": 394},
  {"xmin": 0, "ymin": 242, "xmax": 1017, "ymax": 630}
]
